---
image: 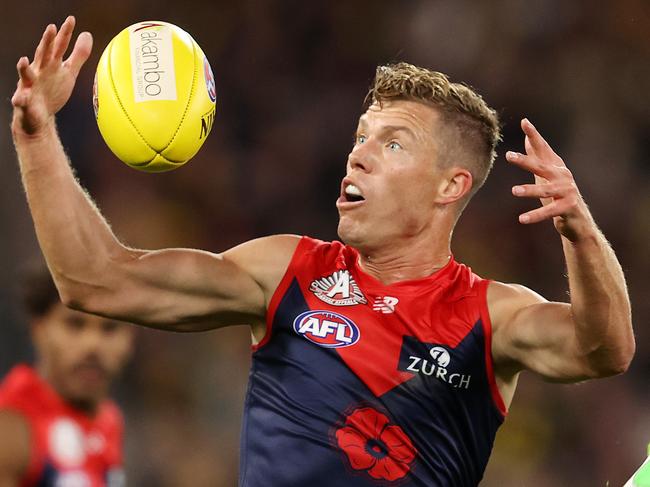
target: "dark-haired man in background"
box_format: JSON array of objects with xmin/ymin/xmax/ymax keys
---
[{"xmin": 0, "ymin": 267, "xmax": 133, "ymax": 487}]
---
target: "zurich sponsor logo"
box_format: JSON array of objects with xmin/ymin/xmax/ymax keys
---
[
  {"xmin": 428, "ymin": 346, "xmax": 450, "ymax": 367},
  {"xmin": 293, "ymin": 310, "xmax": 360, "ymax": 348},
  {"xmin": 398, "ymin": 337, "xmax": 472, "ymax": 390}
]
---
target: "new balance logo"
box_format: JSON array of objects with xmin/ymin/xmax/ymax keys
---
[
  {"xmin": 372, "ymin": 296, "xmax": 399, "ymax": 314},
  {"xmin": 309, "ymin": 270, "xmax": 367, "ymax": 306}
]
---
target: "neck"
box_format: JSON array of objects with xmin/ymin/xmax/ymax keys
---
[
  {"xmin": 36, "ymin": 362, "xmax": 99, "ymax": 416},
  {"xmin": 356, "ymin": 227, "xmax": 453, "ymax": 285},
  {"xmin": 65, "ymin": 397, "xmax": 99, "ymax": 416}
]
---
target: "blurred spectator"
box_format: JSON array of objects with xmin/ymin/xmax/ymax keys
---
[{"xmin": 0, "ymin": 264, "xmax": 134, "ymax": 486}]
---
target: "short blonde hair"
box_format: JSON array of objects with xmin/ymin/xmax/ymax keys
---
[{"xmin": 365, "ymin": 63, "xmax": 501, "ymax": 194}]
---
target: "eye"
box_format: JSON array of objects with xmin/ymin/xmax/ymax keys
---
[
  {"xmin": 355, "ymin": 134, "xmax": 367, "ymax": 145},
  {"xmin": 101, "ymin": 320, "xmax": 120, "ymax": 334},
  {"xmin": 64, "ymin": 316, "xmax": 85, "ymax": 331},
  {"xmin": 388, "ymin": 141, "xmax": 402, "ymax": 151}
]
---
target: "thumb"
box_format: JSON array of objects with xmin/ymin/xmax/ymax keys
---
[{"xmin": 65, "ymin": 31, "xmax": 93, "ymax": 78}]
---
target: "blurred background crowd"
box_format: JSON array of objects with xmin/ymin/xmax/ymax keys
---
[{"xmin": 1, "ymin": 0, "xmax": 648, "ymax": 485}]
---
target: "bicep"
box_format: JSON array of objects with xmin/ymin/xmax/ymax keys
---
[
  {"xmin": 76, "ymin": 235, "xmax": 299, "ymax": 331},
  {"xmin": 0, "ymin": 411, "xmax": 30, "ymax": 487},
  {"xmin": 490, "ymin": 283, "xmax": 595, "ymax": 382}
]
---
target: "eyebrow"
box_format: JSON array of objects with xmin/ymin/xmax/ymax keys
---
[{"xmin": 356, "ymin": 120, "xmax": 418, "ymax": 141}]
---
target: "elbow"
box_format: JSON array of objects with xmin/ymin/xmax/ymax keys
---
[
  {"xmin": 611, "ymin": 324, "xmax": 636, "ymax": 375},
  {"xmin": 598, "ymin": 356, "xmax": 633, "ymax": 378},
  {"xmin": 588, "ymin": 337, "xmax": 636, "ymax": 378},
  {"xmin": 57, "ymin": 278, "xmax": 111, "ymax": 315},
  {"xmin": 53, "ymin": 254, "xmax": 130, "ymax": 313},
  {"xmin": 614, "ymin": 337, "xmax": 636, "ymax": 375},
  {"xmin": 58, "ymin": 283, "xmax": 93, "ymax": 312}
]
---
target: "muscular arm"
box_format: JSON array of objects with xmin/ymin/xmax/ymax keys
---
[
  {"xmin": 12, "ymin": 17, "xmax": 298, "ymax": 333},
  {"xmin": 491, "ymin": 119, "xmax": 634, "ymax": 383},
  {"xmin": 0, "ymin": 412, "xmax": 30, "ymax": 487}
]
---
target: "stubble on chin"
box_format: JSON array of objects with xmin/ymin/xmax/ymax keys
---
[
  {"xmin": 338, "ymin": 219, "xmax": 373, "ymax": 252},
  {"xmin": 337, "ymin": 218, "xmax": 356, "ymax": 246}
]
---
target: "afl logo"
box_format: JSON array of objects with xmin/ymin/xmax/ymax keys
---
[
  {"xmin": 293, "ymin": 310, "xmax": 360, "ymax": 348},
  {"xmin": 204, "ymin": 57, "xmax": 216, "ymax": 103}
]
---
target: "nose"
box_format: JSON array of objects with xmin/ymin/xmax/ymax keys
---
[
  {"xmin": 347, "ymin": 142, "xmax": 373, "ymax": 173},
  {"xmin": 79, "ymin": 327, "xmax": 104, "ymax": 355}
]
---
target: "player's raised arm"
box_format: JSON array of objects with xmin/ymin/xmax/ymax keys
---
[
  {"xmin": 11, "ymin": 17, "xmax": 296, "ymax": 332},
  {"xmin": 490, "ymin": 119, "xmax": 634, "ymax": 383}
]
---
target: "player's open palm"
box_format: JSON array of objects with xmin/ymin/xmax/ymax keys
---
[
  {"xmin": 506, "ymin": 118, "xmax": 594, "ymax": 242},
  {"xmin": 12, "ymin": 16, "xmax": 92, "ymax": 136}
]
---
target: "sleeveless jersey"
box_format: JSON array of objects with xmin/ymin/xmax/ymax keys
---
[
  {"xmin": 240, "ymin": 237, "xmax": 507, "ymax": 486},
  {"xmin": 0, "ymin": 365, "xmax": 125, "ymax": 487}
]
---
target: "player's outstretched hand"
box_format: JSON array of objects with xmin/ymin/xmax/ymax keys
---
[
  {"xmin": 506, "ymin": 118, "xmax": 595, "ymax": 242},
  {"xmin": 11, "ymin": 16, "xmax": 93, "ymax": 137}
]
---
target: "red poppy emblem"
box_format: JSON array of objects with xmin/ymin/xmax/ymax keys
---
[{"xmin": 335, "ymin": 407, "xmax": 417, "ymax": 482}]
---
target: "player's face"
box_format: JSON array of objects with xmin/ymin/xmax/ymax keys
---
[
  {"xmin": 32, "ymin": 303, "xmax": 134, "ymax": 411},
  {"xmin": 337, "ymin": 100, "xmax": 446, "ymax": 250}
]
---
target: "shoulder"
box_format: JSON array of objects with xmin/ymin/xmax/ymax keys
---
[
  {"xmin": 486, "ymin": 281, "xmax": 547, "ymax": 327},
  {"xmin": 0, "ymin": 366, "xmax": 44, "ymax": 413},
  {"xmin": 223, "ymin": 235, "xmax": 344, "ymax": 285},
  {"xmin": 485, "ymin": 281, "xmax": 550, "ymax": 370},
  {"xmin": 237, "ymin": 235, "xmax": 342, "ymax": 259},
  {"xmin": 485, "ymin": 281, "xmax": 550, "ymax": 357},
  {"xmin": 222, "ymin": 234, "xmax": 301, "ymax": 290},
  {"xmin": 0, "ymin": 410, "xmax": 30, "ymax": 481},
  {"xmin": 225, "ymin": 234, "xmax": 302, "ymax": 257},
  {"xmin": 223, "ymin": 234, "xmax": 302, "ymax": 266},
  {"xmin": 98, "ymin": 400, "xmax": 123, "ymax": 422},
  {"xmin": 97, "ymin": 400, "xmax": 125, "ymax": 435}
]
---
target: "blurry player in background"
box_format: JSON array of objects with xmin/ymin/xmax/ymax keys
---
[
  {"xmin": 10, "ymin": 17, "xmax": 634, "ymax": 486},
  {"xmin": 0, "ymin": 265, "xmax": 133, "ymax": 487}
]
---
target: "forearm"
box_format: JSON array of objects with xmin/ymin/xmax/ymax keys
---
[
  {"xmin": 505, "ymin": 119, "xmax": 634, "ymax": 379},
  {"xmin": 562, "ymin": 224, "xmax": 634, "ymax": 373},
  {"xmin": 13, "ymin": 120, "xmax": 130, "ymax": 303}
]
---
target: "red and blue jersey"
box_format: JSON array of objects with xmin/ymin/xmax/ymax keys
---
[
  {"xmin": 241, "ymin": 236, "xmax": 507, "ymax": 486},
  {"xmin": 0, "ymin": 365, "xmax": 124, "ymax": 487}
]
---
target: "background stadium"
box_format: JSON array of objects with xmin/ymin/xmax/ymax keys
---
[{"xmin": 1, "ymin": 1, "xmax": 648, "ymax": 485}]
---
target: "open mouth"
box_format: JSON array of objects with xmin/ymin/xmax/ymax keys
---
[
  {"xmin": 72, "ymin": 362, "xmax": 108, "ymax": 382},
  {"xmin": 343, "ymin": 183, "xmax": 365, "ymax": 203}
]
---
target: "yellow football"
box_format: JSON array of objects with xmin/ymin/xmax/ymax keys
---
[{"xmin": 93, "ymin": 21, "xmax": 216, "ymax": 172}]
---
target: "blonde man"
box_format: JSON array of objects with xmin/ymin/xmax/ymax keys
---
[{"xmin": 10, "ymin": 17, "xmax": 633, "ymax": 486}]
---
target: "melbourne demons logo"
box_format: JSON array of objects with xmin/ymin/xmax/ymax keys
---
[
  {"xmin": 92, "ymin": 72, "xmax": 99, "ymax": 119},
  {"xmin": 309, "ymin": 270, "xmax": 367, "ymax": 306},
  {"xmin": 293, "ymin": 310, "xmax": 360, "ymax": 348},
  {"xmin": 204, "ymin": 57, "xmax": 216, "ymax": 102}
]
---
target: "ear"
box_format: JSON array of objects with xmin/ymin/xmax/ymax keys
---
[{"xmin": 435, "ymin": 168, "xmax": 473, "ymax": 205}]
